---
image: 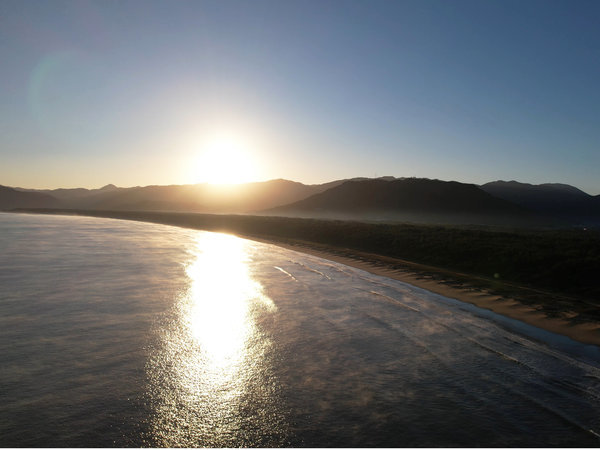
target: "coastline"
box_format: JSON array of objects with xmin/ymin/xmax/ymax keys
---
[
  {"xmin": 250, "ymin": 237, "xmax": 600, "ymax": 348},
  {"xmin": 10, "ymin": 209, "xmax": 600, "ymax": 347}
]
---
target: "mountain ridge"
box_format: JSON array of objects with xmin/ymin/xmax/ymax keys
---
[
  {"xmin": 4, "ymin": 177, "xmax": 600, "ymax": 228},
  {"xmin": 0, "ymin": 185, "xmax": 63, "ymax": 210},
  {"xmin": 481, "ymin": 180, "xmax": 600, "ymax": 225},
  {"xmin": 262, "ymin": 178, "xmax": 543, "ymax": 227}
]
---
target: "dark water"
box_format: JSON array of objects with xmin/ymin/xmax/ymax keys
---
[{"xmin": 1, "ymin": 212, "xmax": 599, "ymax": 447}]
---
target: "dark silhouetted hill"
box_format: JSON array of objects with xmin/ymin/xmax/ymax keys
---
[
  {"xmin": 0, "ymin": 185, "xmax": 62, "ymax": 210},
  {"xmin": 9, "ymin": 177, "xmax": 599, "ymax": 228},
  {"xmin": 15, "ymin": 179, "xmax": 338, "ymax": 214},
  {"xmin": 481, "ymin": 181, "xmax": 600, "ymax": 226},
  {"xmin": 15, "ymin": 184, "xmax": 121, "ymax": 201},
  {"xmin": 263, "ymin": 178, "xmax": 540, "ymax": 226}
]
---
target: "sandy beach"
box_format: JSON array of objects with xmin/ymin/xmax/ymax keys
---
[{"xmin": 252, "ymin": 236, "xmax": 600, "ymax": 347}]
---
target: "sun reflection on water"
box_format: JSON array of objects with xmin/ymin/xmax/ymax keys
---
[
  {"xmin": 184, "ymin": 232, "xmax": 275, "ymax": 369},
  {"xmin": 145, "ymin": 232, "xmax": 282, "ymax": 447}
]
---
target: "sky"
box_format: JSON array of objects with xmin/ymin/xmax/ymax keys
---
[{"xmin": 1, "ymin": 0, "xmax": 599, "ymax": 194}]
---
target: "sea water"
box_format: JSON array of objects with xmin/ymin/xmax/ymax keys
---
[{"xmin": 1, "ymin": 212, "xmax": 599, "ymax": 447}]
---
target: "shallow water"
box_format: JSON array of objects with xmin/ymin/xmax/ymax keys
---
[{"xmin": 1, "ymin": 212, "xmax": 599, "ymax": 447}]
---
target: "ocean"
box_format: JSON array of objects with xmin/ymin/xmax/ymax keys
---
[{"xmin": 1, "ymin": 212, "xmax": 599, "ymax": 447}]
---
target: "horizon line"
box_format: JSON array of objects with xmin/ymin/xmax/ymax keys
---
[{"xmin": 4, "ymin": 176, "xmax": 600, "ymax": 196}]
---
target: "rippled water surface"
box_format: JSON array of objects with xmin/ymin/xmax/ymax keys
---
[{"xmin": 1, "ymin": 212, "xmax": 600, "ymax": 447}]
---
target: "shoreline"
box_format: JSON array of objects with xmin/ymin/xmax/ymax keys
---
[
  {"xmin": 249, "ymin": 237, "xmax": 600, "ymax": 348},
  {"xmin": 10, "ymin": 209, "xmax": 600, "ymax": 347}
]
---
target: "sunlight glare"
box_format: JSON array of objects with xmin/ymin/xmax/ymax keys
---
[
  {"xmin": 146, "ymin": 231, "xmax": 278, "ymax": 446},
  {"xmin": 193, "ymin": 134, "xmax": 259, "ymax": 185},
  {"xmin": 184, "ymin": 232, "xmax": 275, "ymax": 368}
]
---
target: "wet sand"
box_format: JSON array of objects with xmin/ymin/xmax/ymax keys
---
[{"xmin": 252, "ymin": 237, "xmax": 600, "ymax": 347}]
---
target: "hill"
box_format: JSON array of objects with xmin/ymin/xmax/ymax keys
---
[
  {"xmin": 11, "ymin": 179, "xmax": 337, "ymax": 214},
  {"xmin": 6, "ymin": 177, "xmax": 599, "ymax": 228},
  {"xmin": 14, "ymin": 184, "xmax": 120, "ymax": 201},
  {"xmin": 263, "ymin": 178, "xmax": 540, "ymax": 226},
  {"xmin": 0, "ymin": 185, "xmax": 62, "ymax": 210},
  {"xmin": 481, "ymin": 180, "xmax": 600, "ymax": 226}
]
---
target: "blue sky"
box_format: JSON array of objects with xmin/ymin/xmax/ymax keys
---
[{"xmin": 1, "ymin": 0, "xmax": 599, "ymax": 193}]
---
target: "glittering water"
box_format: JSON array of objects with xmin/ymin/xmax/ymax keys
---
[{"xmin": 1, "ymin": 212, "xmax": 599, "ymax": 447}]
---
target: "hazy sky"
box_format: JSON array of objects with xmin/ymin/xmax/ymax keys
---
[{"xmin": 1, "ymin": 0, "xmax": 599, "ymax": 193}]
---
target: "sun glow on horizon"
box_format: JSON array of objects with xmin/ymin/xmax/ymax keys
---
[{"xmin": 190, "ymin": 134, "xmax": 261, "ymax": 185}]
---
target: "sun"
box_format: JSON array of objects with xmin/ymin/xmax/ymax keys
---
[{"xmin": 193, "ymin": 135, "xmax": 259, "ymax": 185}]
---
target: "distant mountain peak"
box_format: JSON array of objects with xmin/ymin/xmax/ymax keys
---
[
  {"xmin": 0, "ymin": 185, "xmax": 62, "ymax": 210},
  {"xmin": 482, "ymin": 180, "xmax": 589, "ymax": 196},
  {"xmin": 100, "ymin": 184, "xmax": 118, "ymax": 191},
  {"xmin": 481, "ymin": 180, "xmax": 599, "ymax": 224},
  {"xmin": 538, "ymin": 183, "xmax": 586, "ymax": 194},
  {"xmin": 263, "ymin": 177, "xmax": 530, "ymax": 226}
]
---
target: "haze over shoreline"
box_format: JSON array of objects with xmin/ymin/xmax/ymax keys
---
[
  {"xmin": 9, "ymin": 208, "xmax": 600, "ymax": 348},
  {"xmin": 3, "ymin": 211, "xmax": 599, "ymax": 447}
]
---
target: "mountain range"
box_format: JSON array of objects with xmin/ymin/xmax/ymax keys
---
[
  {"xmin": 480, "ymin": 181, "xmax": 600, "ymax": 224},
  {"xmin": 265, "ymin": 178, "xmax": 533, "ymax": 225},
  {"xmin": 2, "ymin": 177, "xmax": 599, "ymax": 228}
]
